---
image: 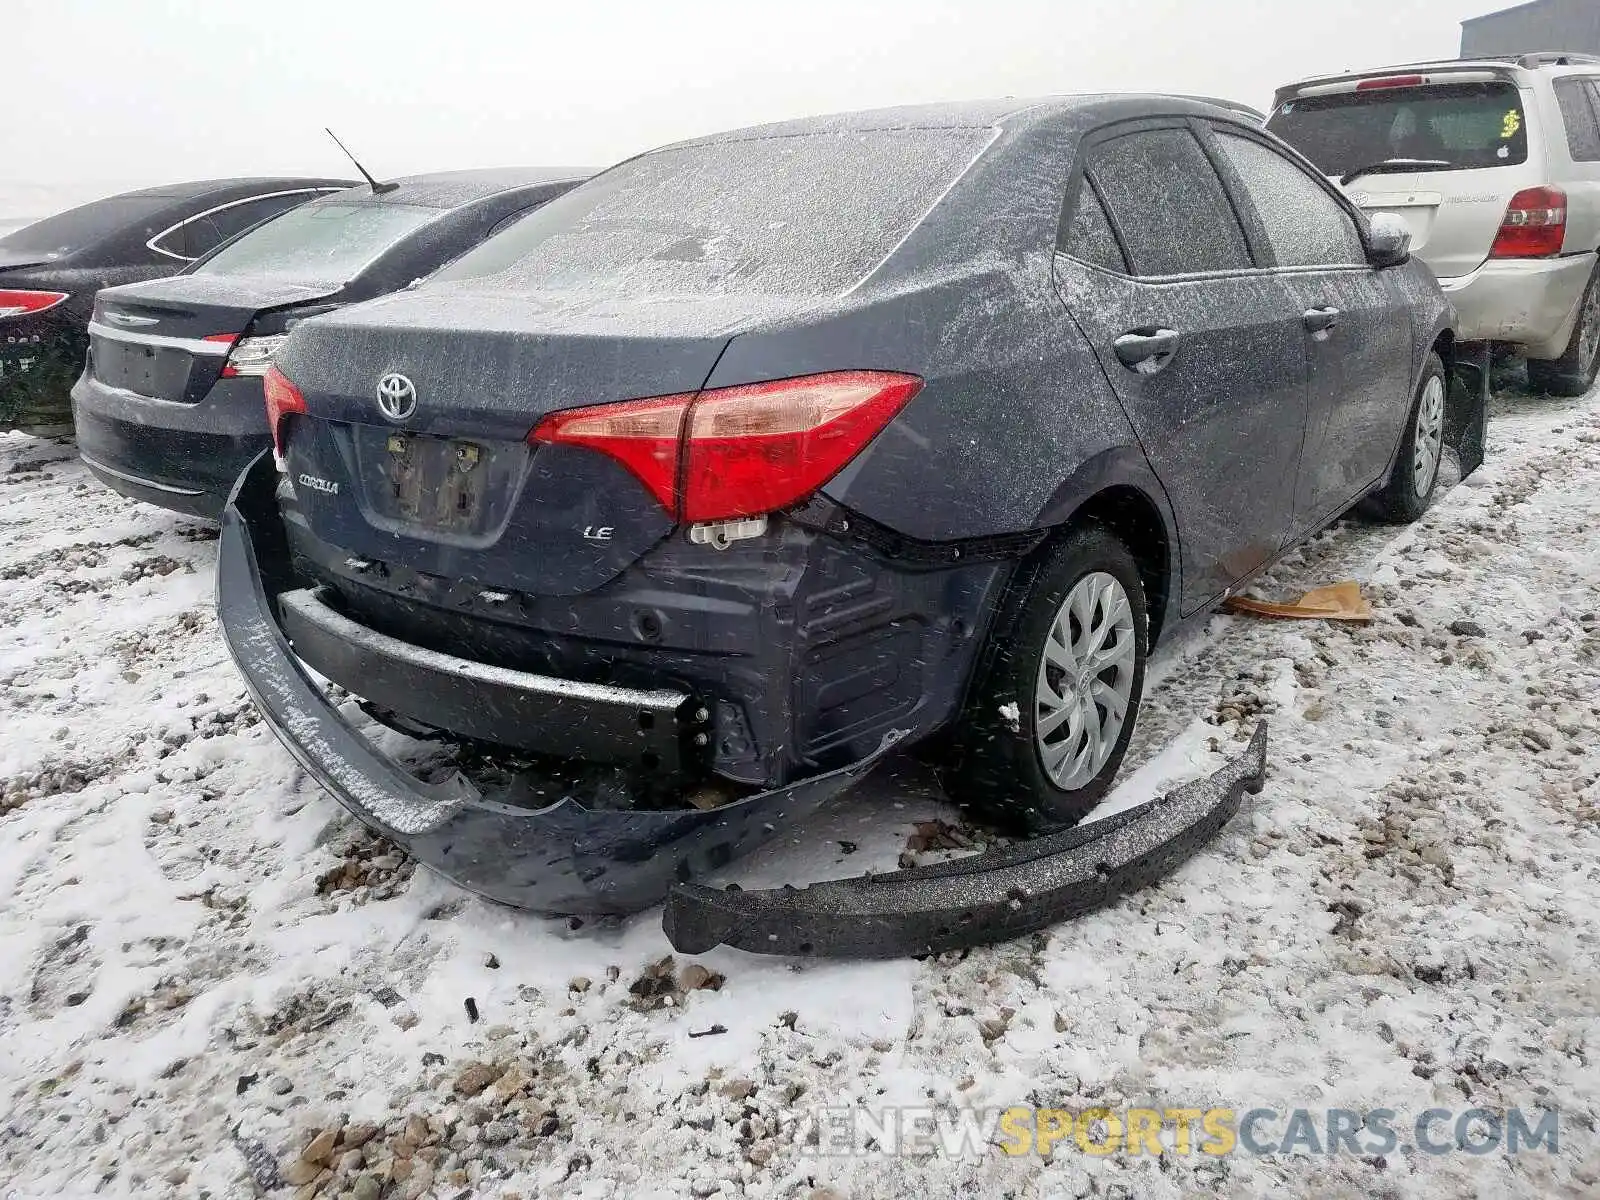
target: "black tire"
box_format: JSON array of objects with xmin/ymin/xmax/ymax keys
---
[
  {"xmin": 1372, "ymin": 352, "xmax": 1448, "ymax": 525},
  {"xmin": 949, "ymin": 523, "xmax": 1148, "ymax": 834},
  {"xmin": 1527, "ymin": 263, "xmax": 1600, "ymax": 398}
]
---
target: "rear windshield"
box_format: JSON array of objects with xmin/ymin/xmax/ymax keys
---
[
  {"xmin": 193, "ymin": 201, "xmax": 437, "ymax": 283},
  {"xmin": 0, "ymin": 195, "xmax": 172, "ymax": 258},
  {"xmin": 430, "ymin": 128, "xmax": 991, "ymax": 297},
  {"xmin": 1268, "ymin": 81, "xmax": 1528, "ymax": 176}
]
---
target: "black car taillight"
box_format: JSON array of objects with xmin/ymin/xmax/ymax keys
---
[{"xmin": 0, "ymin": 290, "xmax": 69, "ymax": 321}]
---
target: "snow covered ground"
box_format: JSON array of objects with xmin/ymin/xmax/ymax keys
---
[{"xmin": 1, "ymin": 377, "xmax": 1597, "ymax": 1200}]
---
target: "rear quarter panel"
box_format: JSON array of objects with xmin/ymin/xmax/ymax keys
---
[{"xmin": 707, "ymin": 117, "xmax": 1156, "ymax": 547}]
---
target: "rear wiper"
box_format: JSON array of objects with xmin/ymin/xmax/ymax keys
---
[{"xmin": 1339, "ymin": 159, "xmax": 1451, "ymax": 186}]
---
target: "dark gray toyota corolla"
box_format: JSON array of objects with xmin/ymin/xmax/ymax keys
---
[{"xmin": 219, "ymin": 95, "xmax": 1472, "ymax": 925}]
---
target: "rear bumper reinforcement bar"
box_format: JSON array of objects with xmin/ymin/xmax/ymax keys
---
[{"xmin": 663, "ymin": 721, "xmax": 1267, "ymax": 958}]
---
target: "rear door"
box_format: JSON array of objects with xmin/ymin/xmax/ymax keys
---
[
  {"xmin": 1053, "ymin": 121, "xmax": 1309, "ymax": 614},
  {"xmin": 1206, "ymin": 124, "xmax": 1414, "ymax": 529}
]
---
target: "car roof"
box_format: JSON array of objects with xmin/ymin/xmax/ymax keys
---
[
  {"xmin": 316, "ymin": 168, "xmax": 593, "ymax": 210},
  {"xmin": 112, "ymin": 176, "xmax": 354, "ymax": 201},
  {"xmin": 663, "ymin": 93, "xmax": 1260, "ymax": 150}
]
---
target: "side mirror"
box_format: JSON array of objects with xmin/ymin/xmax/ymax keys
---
[{"xmin": 1366, "ymin": 212, "xmax": 1412, "ymax": 268}]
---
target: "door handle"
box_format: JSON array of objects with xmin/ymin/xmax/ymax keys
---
[
  {"xmin": 1303, "ymin": 306, "xmax": 1341, "ymax": 334},
  {"xmin": 1113, "ymin": 328, "xmax": 1181, "ymax": 373}
]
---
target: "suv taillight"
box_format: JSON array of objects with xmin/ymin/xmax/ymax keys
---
[
  {"xmin": 263, "ymin": 365, "xmax": 307, "ymax": 458},
  {"xmin": 531, "ymin": 370, "xmax": 923, "ymax": 522},
  {"xmin": 1490, "ymin": 186, "xmax": 1567, "ymax": 258},
  {"xmin": 0, "ymin": 289, "xmax": 69, "ymax": 321}
]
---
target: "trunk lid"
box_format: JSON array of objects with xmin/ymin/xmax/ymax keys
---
[
  {"xmin": 90, "ymin": 275, "xmax": 341, "ymax": 403},
  {"xmin": 275, "ymin": 285, "xmax": 767, "ymax": 597}
]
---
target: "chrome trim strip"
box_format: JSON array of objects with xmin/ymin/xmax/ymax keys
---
[
  {"xmin": 144, "ymin": 187, "xmax": 346, "ymax": 262},
  {"xmin": 79, "ymin": 452, "xmax": 205, "ymax": 496},
  {"xmin": 279, "ymin": 588, "xmax": 690, "ymax": 710},
  {"xmin": 88, "ymin": 321, "xmax": 233, "ymax": 355}
]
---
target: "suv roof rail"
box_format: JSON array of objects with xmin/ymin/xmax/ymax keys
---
[{"xmin": 1512, "ymin": 51, "xmax": 1600, "ymax": 68}]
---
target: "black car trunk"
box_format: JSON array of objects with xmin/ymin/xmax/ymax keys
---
[
  {"xmin": 89, "ymin": 276, "xmax": 339, "ymax": 403},
  {"xmin": 275, "ymin": 288, "xmax": 774, "ymax": 597}
]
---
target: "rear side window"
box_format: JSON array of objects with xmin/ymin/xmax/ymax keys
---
[
  {"xmin": 1058, "ymin": 183, "xmax": 1127, "ymax": 273},
  {"xmin": 1086, "ymin": 129, "xmax": 1251, "ymax": 276},
  {"xmin": 1268, "ymin": 81, "xmax": 1528, "ymax": 176},
  {"xmin": 431, "ymin": 128, "xmax": 992, "ymax": 298},
  {"xmin": 1214, "ymin": 132, "xmax": 1366, "ymax": 267},
  {"xmin": 1554, "ymin": 79, "xmax": 1600, "ymax": 162}
]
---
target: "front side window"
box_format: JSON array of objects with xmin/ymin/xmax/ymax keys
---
[
  {"xmin": 1214, "ymin": 131, "xmax": 1366, "ymax": 267},
  {"xmin": 1086, "ymin": 129, "xmax": 1251, "ymax": 277},
  {"xmin": 1268, "ymin": 81, "xmax": 1529, "ymax": 176}
]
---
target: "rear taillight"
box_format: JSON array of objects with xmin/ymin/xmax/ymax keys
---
[
  {"xmin": 1490, "ymin": 187, "xmax": 1567, "ymax": 258},
  {"xmin": 531, "ymin": 370, "xmax": 923, "ymax": 522},
  {"xmin": 221, "ymin": 334, "xmax": 287, "ymax": 378},
  {"xmin": 263, "ymin": 365, "xmax": 307, "ymax": 458},
  {"xmin": 0, "ymin": 289, "xmax": 69, "ymax": 321},
  {"xmin": 1356, "ymin": 75, "xmax": 1426, "ymax": 91}
]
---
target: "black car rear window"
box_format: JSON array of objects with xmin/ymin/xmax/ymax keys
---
[
  {"xmin": 0, "ymin": 195, "xmax": 172, "ymax": 258},
  {"xmin": 430, "ymin": 128, "xmax": 992, "ymax": 297},
  {"xmin": 1268, "ymin": 81, "xmax": 1528, "ymax": 176}
]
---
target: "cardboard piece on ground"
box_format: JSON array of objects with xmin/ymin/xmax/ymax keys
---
[{"xmin": 1224, "ymin": 580, "xmax": 1372, "ymax": 623}]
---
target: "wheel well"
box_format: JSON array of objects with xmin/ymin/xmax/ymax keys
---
[{"xmin": 1053, "ymin": 486, "xmax": 1172, "ymax": 645}]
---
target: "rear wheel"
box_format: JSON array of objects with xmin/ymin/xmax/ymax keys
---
[
  {"xmin": 1527, "ymin": 262, "xmax": 1600, "ymax": 397},
  {"xmin": 950, "ymin": 524, "xmax": 1148, "ymax": 833},
  {"xmin": 1372, "ymin": 352, "xmax": 1447, "ymax": 524}
]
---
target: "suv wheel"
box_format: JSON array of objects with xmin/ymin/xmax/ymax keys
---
[
  {"xmin": 950, "ymin": 524, "xmax": 1148, "ymax": 833},
  {"xmin": 1528, "ymin": 263, "xmax": 1600, "ymax": 397},
  {"xmin": 1373, "ymin": 352, "xmax": 1447, "ymax": 524}
]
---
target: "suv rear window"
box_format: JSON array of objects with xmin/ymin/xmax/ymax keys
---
[
  {"xmin": 1268, "ymin": 81, "xmax": 1528, "ymax": 176},
  {"xmin": 430, "ymin": 128, "xmax": 991, "ymax": 298}
]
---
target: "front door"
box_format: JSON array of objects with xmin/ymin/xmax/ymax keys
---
[{"xmin": 1205, "ymin": 124, "xmax": 1416, "ymax": 530}]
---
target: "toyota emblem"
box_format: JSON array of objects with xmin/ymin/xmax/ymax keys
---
[{"xmin": 376, "ymin": 373, "xmax": 417, "ymax": 421}]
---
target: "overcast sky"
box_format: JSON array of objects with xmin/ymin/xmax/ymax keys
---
[{"xmin": 12, "ymin": 0, "xmax": 1483, "ymax": 195}]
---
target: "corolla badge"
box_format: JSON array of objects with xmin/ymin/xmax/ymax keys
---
[{"xmin": 376, "ymin": 372, "xmax": 417, "ymax": 421}]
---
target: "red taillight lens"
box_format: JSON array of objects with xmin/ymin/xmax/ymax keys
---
[
  {"xmin": 263, "ymin": 365, "xmax": 307, "ymax": 458},
  {"xmin": 531, "ymin": 370, "xmax": 923, "ymax": 522},
  {"xmin": 1490, "ymin": 186, "xmax": 1567, "ymax": 258},
  {"xmin": 0, "ymin": 289, "xmax": 70, "ymax": 321},
  {"xmin": 1357, "ymin": 75, "xmax": 1426, "ymax": 91}
]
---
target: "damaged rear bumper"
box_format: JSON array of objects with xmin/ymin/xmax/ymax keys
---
[
  {"xmin": 221, "ymin": 449, "xmax": 1270, "ymax": 950},
  {"xmin": 663, "ymin": 721, "xmax": 1267, "ymax": 958},
  {"xmin": 217, "ymin": 451, "xmax": 904, "ymax": 915}
]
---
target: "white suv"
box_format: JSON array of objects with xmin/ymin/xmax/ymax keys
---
[{"xmin": 1268, "ymin": 52, "xmax": 1600, "ymax": 395}]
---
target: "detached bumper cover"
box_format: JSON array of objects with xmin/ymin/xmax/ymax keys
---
[
  {"xmin": 663, "ymin": 721, "xmax": 1268, "ymax": 958},
  {"xmin": 218, "ymin": 451, "xmax": 905, "ymax": 915}
]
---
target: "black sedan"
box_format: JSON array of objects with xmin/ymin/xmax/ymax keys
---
[
  {"xmin": 219, "ymin": 96, "xmax": 1480, "ymax": 930},
  {"xmin": 72, "ymin": 169, "xmax": 586, "ymax": 518},
  {"xmin": 0, "ymin": 177, "xmax": 350, "ymax": 431}
]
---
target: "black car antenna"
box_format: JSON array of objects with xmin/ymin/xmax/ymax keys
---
[{"xmin": 325, "ymin": 128, "xmax": 398, "ymax": 194}]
